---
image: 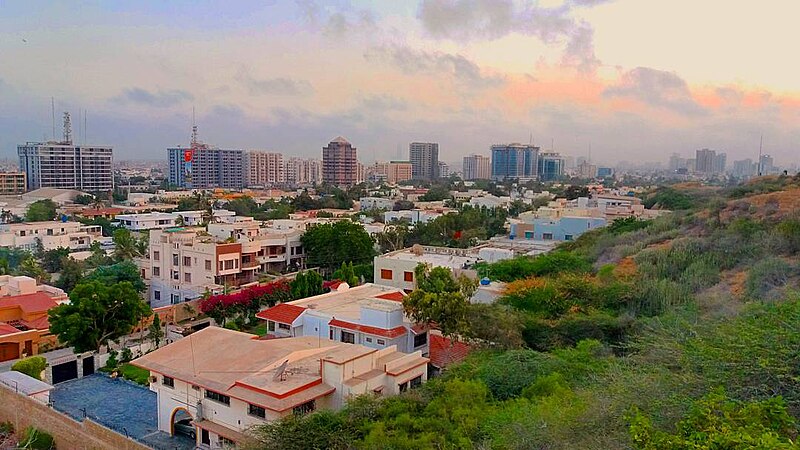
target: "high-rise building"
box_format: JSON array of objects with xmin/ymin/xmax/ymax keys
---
[
  {"xmin": 18, "ymin": 142, "xmax": 113, "ymax": 192},
  {"xmin": 733, "ymin": 159, "xmax": 756, "ymax": 178},
  {"xmin": 462, "ymin": 154, "xmax": 490, "ymax": 180},
  {"xmin": 168, "ymin": 147, "xmax": 244, "ymax": 190},
  {"xmin": 285, "ymin": 158, "xmax": 322, "ymax": 186},
  {"xmin": 244, "ymin": 151, "xmax": 284, "ymax": 187},
  {"xmin": 712, "ymin": 152, "xmax": 727, "ymax": 174},
  {"xmin": 577, "ymin": 160, "xmax": 597, "ymax": 179},
  {"xmin": 167, "ymin": 126, "xmax": 244, "ymax": 190},
  {"xmin": 409, "ymin": 142, "xmax": 439, "ymax": 180},
  {"xmin": 538, "ymin": 152, "xmax": 566, "ymax": 182},
  {"xmin": 695, "ymin": 149, "xmax": 716, "ymax": 173},
  {"xmin": 758, "ymin": 154, "xmax": 776, "ymax": 175},
  {"xmin": 438, "ymin": 161, "xmax": 450, "ymax": 178},
  {"xmin": 491, "ymin": 144, "xmax": 539, "ymax": 180},
  {"xmin": 668, "ymin": 153, "xmax": 687, "ymax": 171},
  {"xmin": 0, "ymin": 172, "xmax": 26, "ymax": 195},
  {"xmin": 369, "ymin": 161, "xmax": 413, "ymax": 184},
  {"xmin": 322, "ymin": 136, "xmax": 358, "ymax": 187}
]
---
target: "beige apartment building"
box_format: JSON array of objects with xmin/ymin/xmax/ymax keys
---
[
  {"xmin": 244, "ymin": 151, "xmax": 285, "ymax": 187},
  {"xmin": 146, "ymin": 219, "xmax": 305, "ymax": 307},
  {"xmin": 0, "ymin": 172, "xmax": 26, "ymax": 195}
]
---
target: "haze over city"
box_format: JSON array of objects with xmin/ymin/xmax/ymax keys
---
[{"xmin": 1, "ymin": 0, "xmax": 799, "ymax": 164}]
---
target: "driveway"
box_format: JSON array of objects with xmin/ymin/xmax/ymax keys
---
[{"xmin": 51, "ymin": 374, "xmax": 195, "ymax": 450}]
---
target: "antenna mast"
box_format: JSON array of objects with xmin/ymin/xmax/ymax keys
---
[
  {"xmin": 63, "ymin": 112, "xmax": 72, "ymax": 145},
  {"xmin": 51, "ymin": 97, "xmax": 55, "ymax": 141},
  {"xmin": 757, "ymin": 134, "xmax": 763, "ymax": 176},
  {"xmin": 191, "ymin": 106, "xmax": 198, "ymax": 146}
]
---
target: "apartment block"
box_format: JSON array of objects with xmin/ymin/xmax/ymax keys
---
[
  {"xmin": 146, "ymin": 219, "xmax": 305, "ymax": 307},
  {"xmin": 284, "ymin": 157, "xmax": 323, "ymax": 186},
  {"xmin": 115, "ymin": 210, "xmax": 236, "ymax": 231},
  {"xmin": 133, "ymin": 327, "xmax": 428, "ymax": 448},
  {"xmin": 0, "ymin": 221, "xmax": 103, "ymax": 251},
  {"xmin": 0, "ymin": 172, "xmax": 26, "ymax": 195},
  {"xmin": 244, "ymin": 151, "xmax": 285, "ymax": 187},
  {"xmin": 18, "ymin": 142, "xmax": 113, "ymax": 192},
  {"xmin": 322, "ymin": 137, "xmax": 358, "ymax": 187},
  {"xmin": 409, "ymin": 142, "xmax": 439, "ymax": 180},
  {"xmin": 491, "ymin": 144, "xmax": 539, "ymax": 180},
  {"xmin": 168, "ymin": 147, "xmax": 244, "ymax": 190},
  {"xmin": 462, "ymin": 154, "xmax": 490, "ymax": 180},
  {"xmin": 368, "ymin": 161, "xmax": 413, "ymax": 185}
]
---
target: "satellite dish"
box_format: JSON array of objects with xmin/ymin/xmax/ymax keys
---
[{"xmin": 272, "ymin": 359, "xmax": 289, "ymax": 382}]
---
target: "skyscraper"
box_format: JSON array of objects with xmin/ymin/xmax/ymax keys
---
[
  {"xmin": 18, "ymin": 132, "xmax": 113, "ymax": 192},
  {"xmin": 462, "ymin": 154, "xmax": 491, "ymax": 180},
  {"xmin": 712, "ymin": 152, "xmax": 727, "ymax": 174},
  {"xmin": 409, "ymin": 142, "xmax": 439, "ymax": 180},
  {"xmin": 322, "ymin": 136, "xmax": 358, "ymax": 187},
  {"xmin": 538, "ymin": 152, "xmax": 566, "ymax": 182},
  {"xmin": 695, "ymin": 148, "xmax": 716, "ymax": 173},
  {"xmin": 244, "ymin": 151, "xmax": 284, "ymax": 187},
  {"xmin": 167, "ymin": 126, "xmax": 244, "ymax": 189},
  {"xmin": 285, "ymin": 157, "xmax": 322, "ymax": 186},
  {"xmin": 490, "ymin": 144, "xmax": 539, "ymax": 180}
]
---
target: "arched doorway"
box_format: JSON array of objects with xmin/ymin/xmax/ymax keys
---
[{"xmin": 169, "ymin": 407, "xmax": 196, "ymax": 440}]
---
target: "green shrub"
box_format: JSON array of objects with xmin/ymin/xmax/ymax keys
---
[
  {"xmin": 19, "ymin": 426, "xmax": 55, "ymax": 450},
  {"xmin": 0, "ymin": 421, "xmax": 13, "ymax": 437},
  {"xmin": 744, "ymin": 257, "xmax": 795, "ymax": 300},
  {"xmin": 483, "ymin": 251, "xmax": 591, "ymax": 282},
  {"xmin": 120, "ymin": 347, "xmax": 133, "ymax": 363},
  {"xmin": 607, "ymin": 217, "xmax": 652, "ymax": 234},
  {"xmin": 11, "ymin": 356, "xmax": 47, "ymax": 381},
  {"xmin": 105, "ymin": 350, "xmax": 118, "ymax": 369}
]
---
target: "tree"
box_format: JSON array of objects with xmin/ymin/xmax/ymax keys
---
[
  {"xmin": 419, "ymin": 185, "xmax": 451, "ymax": 202},
  {"xmin": 85, "ymin": 241, "xmax": 113, "ymax": 268},
  {"xmin": 55, "ymin": 257, "xmax": 84, "ymax": 293},
  {"xmin": 85, "ymin": 260, "xmax": 147, "ymax": 292},
  {"xmin": 376, "ymin": 224, "xmax": 408, "ymax": 253},
  {"xmin": 290, "ymin": 271, "xmax": 324, "ymax": 299},
  {"xmin": 48, "ymin": 280, "xmax": 152, "ymax": 353},
  {"xmin": 466, "ymin": 304, "xmax": 524, "ymax": 349},
  {"xmin": 393, "ymin": 200, "xmax": 415, "ymax": 211},
  {"xmin": 564, "ymin": 185, "xmax": 589, "ymax": 200},
  {"xmin": 74, "ymin": 194, "xmax": 95, "ymax": 205},
  {"xmin": 402, "ymin": 263, "xmax": 476, "ymax": 339},
  {"xmin": 301, "ymin": 220, "xmax": 375, "ymax": 272},
  {"xmin": 40, "ymin": 247, "xmax": 70, "ymax": 273},
  {"xmin": 15, "ymin": 256, "xmax": 49, "ymax": 283},
  {"xmin": 112, "ymin": 228, "xmax": 143, "ymax": 260},
  {"xmin": 25, "ymin": 199, "xmax": 57, "ymax": 222},
  {"xmin": 332, "ymin": 262, "xmax": 359, "ymax": 286},
  {"xmin": 148, "ymin": 314, "xmax": 164, "ymax": 348}
]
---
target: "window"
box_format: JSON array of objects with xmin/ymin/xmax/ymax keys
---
[
  {"xmin": 153, "ymin": 266, "xmax": 160, "ymax": 277},
  {"xmin": 377, "ymin": 339, "xmax": 385, "ymax": 345},
  {"xmin": 268, "ymin": 321, "xmax": 275, "ymax": 332},
  {"xmin": 154, "ymin": 290, "xmax": 161, "ymax": 301},
  {"xmin": 183, "ymin": 256, "xmax": 191, "ymax": 267},
  {"xmin": 153, "ymin": 251, "xmax": 160, "ymax": 261},
  {"xmin": 341, "ymin": 331, "xmax": 355, "ymax": 344},
  {"xmin": 410, "ymin": 375, "xmax": 423, "ymax": 388},
  {"xmin": 414, "ymin": 332, "xmax": 427, "ymax": 348},
  {"xmin": 184, "ymin": 273, "xmax": 191, "ymax": 283},
  {"xmin": 278, "ymin": 323, "xmax": 291, "ymax": 331},
  {"xmin": 293, "ymin": 400, "xmax": 315, "ymax": 416},
  {"xmin": 171, "ymin": 294, "xmax": 181, "ymax": 305},
  {"xmin": 172, "ymin": 270, "xmax": 179, "ymax": 281},
  {"xmin": 542, "ymin": 233, "xmax": 553, "ymax": 240},
  {"xmin": 205, "ymin": 259, "xmax": 212, "ymax": 270},
  {"xmin": 380, "ymin": 269, "xmax": 392, "ymax": 280},
  {"xmin": 399, "ymin": 381, "xmax": 409, "ymax": 393},
  {"xmin": 403, "ymin": 271, "xmax": 414, "ymax": 282},
  {"xmin": 162, "ymin": 376, "xmax": 174, "ymax": 388},
  {"xmin": 564, "ymin": 234, "xmax": 574, "ymax": 241},
  {"xmin": 172, "ymin": 254, "xmax": 179, "ymax": 265},
  {"xmin": 365, "ymin": 337, "xmax": 373, "ymax": 343},
  {"xmin": 329, "ymin": 329, "xmax": 334, "ymax": 339},
  {"xmin": 205, "ymin": 389, "xmax": 230, "ymax": 406},
  {"xmin": 223, "ymin": 260, "xmax": 235, "ymax": 270},
  {"xmin": 248, "ymin": 403, "xmax": 266, "ymax": 418}
]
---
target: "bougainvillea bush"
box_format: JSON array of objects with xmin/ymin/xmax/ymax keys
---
[{"xmin": 200, "ymin": 280, "xmax": 291, "ymax": 325}]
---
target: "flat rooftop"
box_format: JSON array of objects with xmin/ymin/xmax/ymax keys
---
[
  {"xmin": 380, "ymin": 248, "xmax": 479, "ymax": 269},
  {"xmin": 289, "ymin": 283, "xmax": 405, "ymax": 322}
]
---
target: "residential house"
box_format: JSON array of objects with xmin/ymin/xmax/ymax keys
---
[{"xmin": 0, "ymin": 276, "xmax": 68, "ymax": 362}]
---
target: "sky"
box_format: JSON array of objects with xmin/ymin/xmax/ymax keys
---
[{"xmin": 1, "ymin": 0, "xmax": 799, "ymax": 166}]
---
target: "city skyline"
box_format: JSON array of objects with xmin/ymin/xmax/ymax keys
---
[{"xmin": 2, "ymin": 1, "xmax": 800, "ymax": 165}]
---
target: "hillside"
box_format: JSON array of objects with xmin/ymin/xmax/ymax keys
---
[{"xmin": 243, "ymin": 175, "xmax": 800, "ymax": 450}]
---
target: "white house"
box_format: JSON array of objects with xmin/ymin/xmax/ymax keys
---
[
  {"xmin": 132, "ymin": 327, "xmax": 428, "ymax": 449},
  {"xmin": 373, "ymin": 246, "xmax": 479, "ymax": 293},
  {"xmin": 0, "ymin": 221, "xmax": 103, "ymax": 251}
]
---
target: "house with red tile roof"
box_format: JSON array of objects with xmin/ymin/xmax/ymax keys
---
[
  {"xmin": 0, "ymin": 276, "xmax": 68, "ymax": 362},
  {"xmin": 133, "ymin": 326, "xmax": 428, "ymax": 447},
  {"xmin": 256, "ymin": 283, "xmax": 429, "ymax": 356}
]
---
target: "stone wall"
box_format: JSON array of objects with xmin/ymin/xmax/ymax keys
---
[{"xmin": 0, "ymin": 385, "xmax": 150, "ymax": 450}]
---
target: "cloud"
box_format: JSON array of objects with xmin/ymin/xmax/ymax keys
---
[
  {"xmin": 237, "ymin": 70, "xmax": 315, "ymax": 96},
  {"xmin": 296, "ymin": 0, "xmax": 376, "ymax": 38},
  {"xmin": 604, "ymin": 67, "xmax": 705, "ymax": 115},
  {"xmin": 365, "ymin": 46, "xmax": 505, "ymax": 89},
  {"xmin": 117, "ymin": 88, "xmax": 193, "ymax": 108},
  {"xmin": 569, "ymin": 0, "xmax": 615, "ymax": 7},
  {"xmin": 562, "ymin": 22, "xmax": 600, "ymax": 74},
  {"xmin": 360, "ymin": 94, "xmax": 409, "ymax": 111}
]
